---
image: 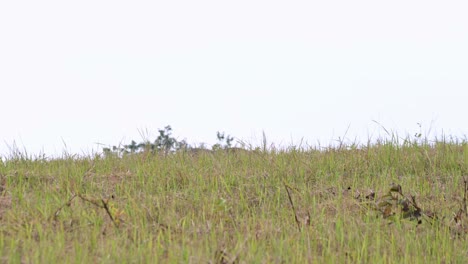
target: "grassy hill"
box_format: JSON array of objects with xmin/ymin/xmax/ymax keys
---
[{"xmin": 0, "ymin": 137, "xmax": 467, "ymax": 263}]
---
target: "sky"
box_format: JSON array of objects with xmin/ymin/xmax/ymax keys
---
[{"xmin": 1, "ymin": 0, "xmax": 467, "ymax": 157}]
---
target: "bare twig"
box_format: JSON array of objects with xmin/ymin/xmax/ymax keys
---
[
  {"xmin": 101, "ymin": 198, "xmax": 119, "ymax": 227},
  {"xmin": 284, "ymin": 183, "xmax": 301, "ymax": 231},
  {"xmin": 52, "ymin": 193, "xmax": 121, "ymax": 228},
  {"xmin": 463, "ymin": 177, "xmax": 468, "ymax": 217},
  {"xmin": 52, "ymin": 194, "xmax": 77, "ymax": 221}
]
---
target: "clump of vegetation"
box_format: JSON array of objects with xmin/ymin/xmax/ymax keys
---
[
  {"xmin": 0, "ymin": 129, "xmax": 467, "ymax": 263},
  {"xmin": 103, "ymin": 126, "xmax": 237, "ymax": 156},
  {"xmin": 103, "ymin": 125, "xmax": 189, "ymax": 156},
  {"xmin": 212, "ymin": 131, "xmax": 235, "ymax": 150}
]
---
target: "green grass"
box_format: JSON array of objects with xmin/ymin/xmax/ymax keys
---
[{"xmin": 0, "ymin": 136, "xmax": 467, "ymax": 263}]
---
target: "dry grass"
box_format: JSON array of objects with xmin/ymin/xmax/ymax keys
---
[{"xmin": 0, "ymin": 137, "xmax": 467, "ymax": 263}]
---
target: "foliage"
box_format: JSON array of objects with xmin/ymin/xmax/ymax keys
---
[
  {"xmin": 103, "ymin": 126, "xmax": 189, "ymax": 156},
  {"xmin": 212, "ymin": 131, "xmax": 235, "ymax": 150},
  {"xmin": 103, "ymin": 126, "xmax": 238, "ymax": 156}
]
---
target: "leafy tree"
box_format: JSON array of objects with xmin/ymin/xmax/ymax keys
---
[
  {"xmin": 103, "ymin": 126, "xmax": 236, "ymax": 157},
  {"xmin": 212, "ymin": 131, "xmax": 234, "ymax": 150}
]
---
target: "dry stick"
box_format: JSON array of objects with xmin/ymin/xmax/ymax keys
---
[
  {"xmin": 77, "ymin": 193, "xmax": 103, "ymax": 208},
  {"xmin": 284, "ymin": 183, "xmax": 301, "ymax": 232},
  {"xmin": 53, "ymin": 162, "xmax": 96, "ymax": 220},
  {"xmin": 239, "ymin": 146, "xmax": 311, "ymax": 231},
  {"xmin": 463, "ymin": 177, "xmax": 468, "ymax": 217},
  {"xmin": 52, "ymin": 194, "xmax": 77, "ymax": 221},
  {"xmin": 52, "ymin": 163, "xmax": 121, "ymax": 227},
  {"xmin": 75, "ymin": 193, "xmax": 121, "ymax": 228},
  {"xmin": 101, "ymin": 198, "xmax": 119, "ymax": 228}
]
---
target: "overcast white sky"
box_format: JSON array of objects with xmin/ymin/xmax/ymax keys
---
[{"xmin": 1, "ymin": 0, "xmax": 467, "ymax": 157}]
